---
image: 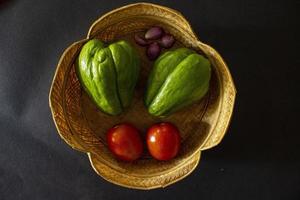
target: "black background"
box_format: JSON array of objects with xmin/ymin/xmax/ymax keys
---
[{"xmin": 0, "ymin": 0, "xmax": 299, "ymax": 199}]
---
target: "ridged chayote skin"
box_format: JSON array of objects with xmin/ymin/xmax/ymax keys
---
[
  {"xmin": 76, "ymin": 39, "xmax": 140, "ymax": 115},
  {"xmin": 145, "ymin": 48, "xmax": 211, "ymax": 117}
]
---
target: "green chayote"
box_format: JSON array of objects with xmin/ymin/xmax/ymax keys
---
[
  {"xmin": 145, "ymin": 48, "xmax": 211, "ymax": 117},
  {"xmin": 76, "ymin": 39, "xmax": 140, "ymax": 115}
]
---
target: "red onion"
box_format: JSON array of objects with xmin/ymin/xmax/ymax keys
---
[
  {"xmin": 147, "ymin": 42, "xmax": 161, "ymax": 60},
  {"xmin": 145, "ymin": 26, "xmax": 164, "ymax": 40},
  {"xmin": 134, "ymin": 34, "xmax": 149, "ymax": 46},
  {"xmin": 159, "ymin": 34, "xmax": 175, "ymax": 49}
]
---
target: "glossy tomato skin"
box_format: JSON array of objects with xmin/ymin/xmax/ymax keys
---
[
  {"xmin": 106, "ymin": 123, "xmax": 143, "ymax": 161},
  {"xmin": 146, "ymin": 122, "xmax": 181, "ymax": 161}
]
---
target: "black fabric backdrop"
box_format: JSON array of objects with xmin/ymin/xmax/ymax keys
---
[{"xmin": 0, "ymin": 0, "xmax": 299, "ymax": 199}]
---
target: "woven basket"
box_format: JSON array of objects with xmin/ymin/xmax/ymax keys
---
[{"xmin": 49, "ymin": 3, "xmax": 236, "ymax": 189}]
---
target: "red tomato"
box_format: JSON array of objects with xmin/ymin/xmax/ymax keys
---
[
  {"xmin": 106, "ymin": 123, "xmax": 143, "ymax": 161},
  {"xmin": 146, "ymin": 122, "xmax": 181, "ymax": 161}
]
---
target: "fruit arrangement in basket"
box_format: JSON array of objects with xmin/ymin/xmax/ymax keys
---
[
  {"xmin": 49, "ymin": 3, "xmax": 235, "ymax": 189},
  {"xmin": 76, "ymin": 26, "xmax": 211, "ymax": 162}
]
